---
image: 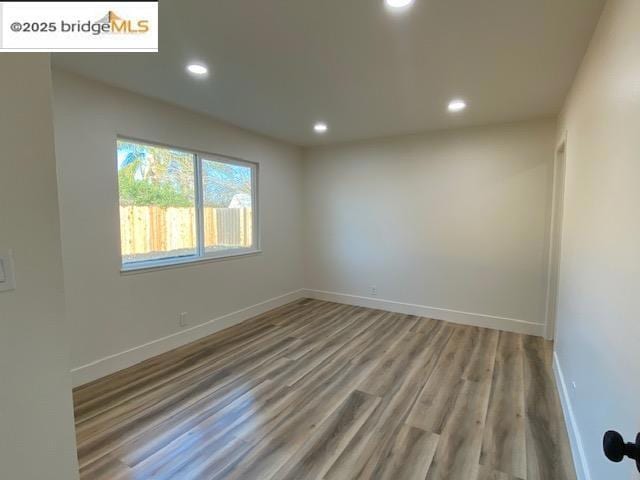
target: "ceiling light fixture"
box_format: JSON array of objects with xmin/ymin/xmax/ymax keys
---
[
  {"xmin": 314, "ymin": 122, "xmax": 328, "ymax": 134},
  {"xmin": 385, "ymin": 0, "xmax": 415, "ymax": 9},
  {"xmin": 186, "ymin": 63, "xmax": 208, "ymax": 76},
  {"xmin": 448, "ymin": 99, "xmax": 467, "ymax": 113}
]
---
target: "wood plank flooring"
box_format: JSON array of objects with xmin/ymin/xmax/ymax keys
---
[{"xmin": 73, "ymin": 299, "xmax": 576, "ymax": 480}]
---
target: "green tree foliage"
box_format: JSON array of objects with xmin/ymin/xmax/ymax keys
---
[
  {"xmin": 117, "ymin": 141, "xmax": 252, "ymax": 208},
  {"xmin": 118, "ymin": 163, "xmax": 193, "ymax": 207},
  {"xmin": 117, "ymin": 141, "xmax": 194, "ymax": 208}
]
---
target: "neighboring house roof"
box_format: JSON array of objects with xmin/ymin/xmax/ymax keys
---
[{"xmin": 228, "ymin": 193, "xmax": 252, "ymax": 208}]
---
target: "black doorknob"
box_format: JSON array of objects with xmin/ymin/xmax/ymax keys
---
[{"xmin": 603, "ymin": 430, "xmax": 640, "ymax": 473}]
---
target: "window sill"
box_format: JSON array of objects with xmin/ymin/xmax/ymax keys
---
[{"xmin": 120, "ymin": 249, "xmax": 262, "ymax": 275}]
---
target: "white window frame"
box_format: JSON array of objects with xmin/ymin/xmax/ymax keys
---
[{"xmin": 117, "ymin": 136, "xmax": 260, "ymax": 273}]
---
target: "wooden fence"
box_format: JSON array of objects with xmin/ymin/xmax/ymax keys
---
[{"xmin": 119, "ymin": 206, "xmax": 253, "ymax": 257}]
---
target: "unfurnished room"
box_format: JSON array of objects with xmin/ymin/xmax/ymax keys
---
[{"xmin": 1, "ymin": 1, "xmax": 639, "ymax": 479}]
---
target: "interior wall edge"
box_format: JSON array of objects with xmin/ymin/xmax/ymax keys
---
[
  {"xmin": 551, "ymin": 1, "xmax": 640, "ymax": 477},
  {"xmin": 71, "ymin": 289, "xmax": 305, "ymax": 387},
  {"xmin": 303, "ymin": 289, "xmax": 544, "ymax": 337}
]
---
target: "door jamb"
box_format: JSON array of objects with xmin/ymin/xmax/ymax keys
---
[{"xmin": 544, "ymin": 132, "xmax": 567, "ymax": 340}]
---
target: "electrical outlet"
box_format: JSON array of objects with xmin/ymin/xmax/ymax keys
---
[
  {"xmin": 370, "ymin": 285, "xmax": 377, "ymax": 297},
  {"xmin": 178, "ymin": 312, "xmax": 188, "ymax": 328}
]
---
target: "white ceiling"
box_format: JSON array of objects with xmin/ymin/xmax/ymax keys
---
[{"xmin": 53, "ymin": 0, "xmax": 604, "ymax": 146}]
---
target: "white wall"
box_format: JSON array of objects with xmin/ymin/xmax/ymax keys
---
[
  {"xmin": 303, "ymin": 119, "xmax": 556, "ymax": 334},
  {"xmin": 52, "ymin": 71, "xmax": 304, "ymax": 385},
  {"xmin": 553, "ymin": 1, "xmax": 640, "ymax": 479},
  {"xmin": 0, "ymin": 55, "xmax": 79, "ymax": 480}
]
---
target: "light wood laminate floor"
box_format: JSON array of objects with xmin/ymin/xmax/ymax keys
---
[{"xmin": 74, "ymin": 299, "xmax": 576, "ymax": 480}]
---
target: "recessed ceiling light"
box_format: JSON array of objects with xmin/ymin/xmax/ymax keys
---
[
  {"xmin": 314, "ymin": 122, "xmax": 328, "ymax": 134},
  {"xmin": 385, "ymin": 0, "xmax": 415, "ymax": 9},
  {"xmin": 448, "ymin": 99, "xmax": 467, "ymax": 112},
  {"xmin": 186, "ymin": 63, "xmax": 208, "ymax": 76}
]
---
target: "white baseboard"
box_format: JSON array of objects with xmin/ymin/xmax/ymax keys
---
[
  {"xmin": 71, "ymin": 289, "xmax": 305, "ymax": 387},
  {"xmin": 72, "ymin": 288, "xmax": 544, "ymax": 387},
  {"xmin": 302, "ymin": 289, "xmax": 544, "ymax": 337},
  {"xmin": 553, "ymin": 351, "xmax": 591, "ymax": 480}
]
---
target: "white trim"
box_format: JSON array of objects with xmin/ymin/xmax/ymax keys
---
[
  {"xmin": 544, "ymin": 134, "xmax": 568, "ymax": 340},
  {"xmin": 556, "ymin": 130, "xmax": 568, "ymax": 154},
  {"xmin": 302, "ymin": 289, "xmax": 544, "ymax": 336},
  {"xmin": 553, "ymin": 351, "xmax": 591, "ymax": 480},
  {"xmin": 120, "ymin": 249, "xmax": 262, "ymax": 275},
  {"xmin": 72, "ymin": 288, "xmax": 545, "ymax": 387},
  {"xmin": 71, "ymin": 289, "xmax": 305, "ymax": 387}
]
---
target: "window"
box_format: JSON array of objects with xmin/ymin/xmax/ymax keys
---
[{"xmin": 117, "ymin": 138, "xmax": 258, "ymax": 270}]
